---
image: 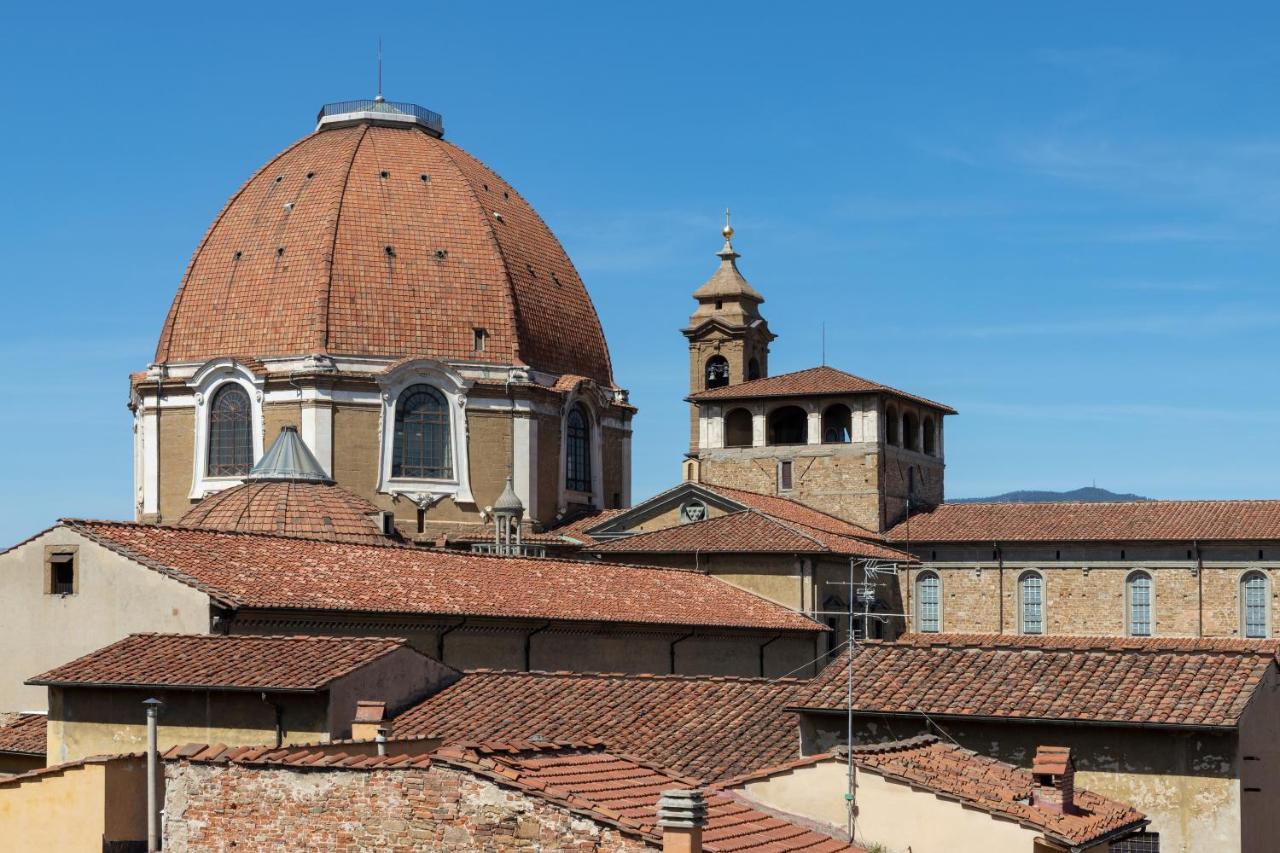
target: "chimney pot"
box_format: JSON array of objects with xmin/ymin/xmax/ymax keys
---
[
  {"xmin": 1031, "ymin": 745, "xmax": 1075, "ymax": 815},
  {"xmin": 658, "ymin": 789, "xmax": 707, "ymax": 853}
]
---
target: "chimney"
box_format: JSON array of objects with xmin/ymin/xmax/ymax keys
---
[
  {"xmin": 657, "ymin": 789, "xmax": 707, "ymax": 853},
  {"xmin": 350, "ymin": 700, "xmax": 388, "ymax": 741},
  {"xmin": 1031, "ymin": 746, "xmax": 1075, "ymax": 815}
]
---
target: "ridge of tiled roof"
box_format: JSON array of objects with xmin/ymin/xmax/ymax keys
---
[
  {"xmin": 687, "ymin": 365, "xmax": 955, "ymax": 413},
  {"xmin": 887, "ymin": 498, "xmax": 1280, "ymax": 542},
  {"xmin": 60, "ymin": 520, "xmax": 823, "ymax": 633},
  {"xmin": 27, "ymin": 633, "xmax": 412, "ymax": 692},
  {"xmin": 590, "ymin": 509, "xmax": 910, "ymax": 561},
  {"xmin": 0, "ymin": 713, "xmax": 46, "ymax": 756},
  {"xmin": 788, "ymin": 633, "xmax": 1280, "ymax": 728},
  {"xmin": 392, "ymin": 668, "xmax": 804, "ymax": 782}
]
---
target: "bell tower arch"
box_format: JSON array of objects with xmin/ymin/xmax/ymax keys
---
[{"xmin": 682, "ymin": 213, "xmax": 775, "ymax": 456}]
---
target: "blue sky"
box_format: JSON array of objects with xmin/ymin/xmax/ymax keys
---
[{"xmin": 1, "ymin": 2, "xmax": 1278, "ymax": 543}]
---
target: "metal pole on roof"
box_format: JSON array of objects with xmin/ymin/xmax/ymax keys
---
[
  {"xmin": 144, "ymin": 697, "xmax": 163, "ymax": 852},
  {"xmin": 846, "ymin": 556, "xmax": 855, "ymax": 841}
]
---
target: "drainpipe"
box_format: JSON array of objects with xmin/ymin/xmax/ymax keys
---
[
  {"xmin": 143, "ymin": 697, "xmax": 163, "ymax": 853},
  {"xmin": 758, "ymin": 635, "xmax": 782, "ymax": 677},
  {"xmin": 670, "ymin": 632, "xmax": 695, "ymax": 675},
  {"xmin": 524, "ymin": 621, "xmax": 552, "ymax": 671},
  {"xmin": 437, "ymin": 617, "xmax": 467, "ymax": 663},
  {"xmin": 995, "ymin": 542, "xmax": 1004, "ymax": 634},
  {"xmin": 260, "ymin": 692, "xmax": 284, "ymax": 748},
  {"xmin": 1195, "ymin": 539, "xmax": 1204, "ymax": 637}
]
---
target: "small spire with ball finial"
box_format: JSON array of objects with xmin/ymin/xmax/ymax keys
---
[{"xmin": 718, "ymin": 208, "xmax": 739, "ymax": 260}]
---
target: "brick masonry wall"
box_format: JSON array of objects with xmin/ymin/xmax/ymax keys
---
[
  {"xmin": 164, "ymin": 761, "xmax": 655, "ymax": 852},
  {"xmin": 901, "ymin": 563, "xmax": 1280, "ymax": 638}
]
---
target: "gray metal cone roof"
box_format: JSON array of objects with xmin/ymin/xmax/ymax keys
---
[
  {"xmin": 248, "ymin": 426, "xmax": 334, "ymax": 483},
  {"xmin": 493, "ymin": 476, "xmax": 525, "ymax": 514}
]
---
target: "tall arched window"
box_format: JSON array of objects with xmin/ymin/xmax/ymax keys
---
[
  {"xmin": 207, "ymin": 384, "xmax": 253, "ymax": 476},
  {"xmin": 392, "ymin": 384, "xmax": 453, "ymax": 479},
  {"xmin": 1019, "ymin": 571, "xmax": 1043, "ymax": 635},
  {"xmin": 885, "ymin": 405, "xmax": 900, "ymax": 446},
  {"xmin": 1126, "ymin": 571, "xmax": 1153, "ymax": 637},
  {"xmin": 822, "ymin": 404, "xmax": 852, "ymax": 444},
  {"xmin": 903, "ymin": 411, "xmax": 921, "ymax": 452},
  {"xmin": 724, "ymin": 408, "xmax": 753, "ymax": 447},
  {"xmin": 705, "ymin": 355, "xmax": 730, "ymax": 390},
  {"xmin": 1242, "ymin": 571, "xmax": 1269, "ymax": 639},
  {"xmin": 916, "ymin": 571, "xmax": 941, "ymax": 632},
  {"xmin": 747, "ymin": 357, "xmax": 761, "ymax": 380},
  {"xmin": 768, "ymin": 406, "xmax": 808, "ymax": 445},
  {"xmin": 566, "ymin": 404, "xmax": 592, "ymax": 492}
]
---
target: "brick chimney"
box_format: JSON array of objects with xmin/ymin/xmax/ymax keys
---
[
  {"xmin": 1031, "ymin": 746, "xmax": 1075, "ymax": 815},
  {"xmin": 349, "ymin": 700, "xmax": 388, "ymax": 740},
  {"xmin": 657, "ymin": 788, "xmax": 707, "ymax": 853}
]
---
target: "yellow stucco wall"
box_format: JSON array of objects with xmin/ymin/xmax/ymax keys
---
[
  {"xmin": 731, "ymin": 758, "xmax": 1047, "ymax": 853},
  {"xmin": 0, "ymin": 756, "xmax": 148, "ymax": 850},
  {"xmin": 0, "ymin": 528, "xmax": 212, "ymax": 714}
]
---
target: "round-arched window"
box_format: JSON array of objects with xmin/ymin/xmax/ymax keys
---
[
  {"xmin": 705, "ymin": 355, "xmax": 730, "ymax": 390},
  {"xmin": 207, "ymin": 384, "xmax": 253, "ymax": 477},
  {"xmin": 566, "ymin": 404, "xmax": 592, "ymax": 493},
  {"xmin": 392, "ymin": 384, "xmax": 453, "ymax": 479},
  {"xmin": 768, "ymin": 406, "xmax": 807, "ymax": 445}
]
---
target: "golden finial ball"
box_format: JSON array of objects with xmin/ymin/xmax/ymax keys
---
[{"xmin": 722, "ymin": 224, "xmax": 734, "ymax": 239}]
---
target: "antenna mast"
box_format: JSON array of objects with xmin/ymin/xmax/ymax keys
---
[{"xmin": 376, "ymin": 36, "xmax": 384, "ymax": 101}]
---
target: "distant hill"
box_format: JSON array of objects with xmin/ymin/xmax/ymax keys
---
[{"xmin": 950, "ymin": 487, "xmax": 1149, "ymax": 504}]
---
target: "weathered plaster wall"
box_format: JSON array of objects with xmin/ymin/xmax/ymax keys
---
[
  {"xmin": 0, "ymin": 528, "xmax": 211, "ymax": 714},
  {"xmin": 163, "ymin": 760, "xmax": 654, "ymax": 852},
  {"xmin": 0, "ymin": 756, "xmax": 148, "ymax": 851}
]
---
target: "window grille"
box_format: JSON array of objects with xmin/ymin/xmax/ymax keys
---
[
  {"xmin": 917, "ymin": 572, "xmax": 940, "ymax": 632},
  {"xmin": 1110, "ymin": 831, "xmax": 1160, "ymax": 852},
  {"xmin": 392, "ymin": 385, "xmax": 453, "ymax": 479},
  {"xmin": 1127, "ymin": 572, "xmax": 1152, "ymax": 637},
  {"xmin": 566, "ymin": 405, "xmax": 592, "ymax": 492},
  {"xmin": 1243, "ymin": 572, "xmax": 1269, "ymax": 638},
  {"xmin": 207, "ymin": 384, "xmax": 253, "ymax": 476},
  {"xmin": 778, "ymin": 460, "xmax": 793, "ymax": 491},
  {"xmin": 1019, "ymin": 572, "xmax": 1043, "ymax": 635}
]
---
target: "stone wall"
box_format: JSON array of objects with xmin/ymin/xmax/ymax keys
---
[
  {"xmin": 901, "ymin": 546, "xmax": 1280, "ymax": 637},
  {"xmin": 163, "ymin": 760, "xmax": 653, "ymax": 852}
]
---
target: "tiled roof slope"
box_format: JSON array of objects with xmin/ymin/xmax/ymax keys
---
[
  {"xmin": 177, "ymin": 481, "xmax": 390, "ymax": 544},
  {"xmin": 888, "ymin": 499, "xmax": 1280, "ymax": 543},
  {"xmin": 701, "ymin": 484, "xmax": 882, "ymax": 540},
  {"xmin": 852, "ymin": 737, "xmax": 1143, "ymax": 846},
  {"xmin": 789, "ymin": 634, "xmax": 1280, "ymax": 728},
  {"xmin": 0, "ymin": 713, "xmax": 45, "ymax": 756},
  {"xmin": 688, "ymin": 366, "xmax": 955, "ymax": 413},
  {"xmin": 166, "ymin": 740, "xmax": 862, "ymax": 852},
  {"xmin": 156, "ymin": 122, "xmax": 614, "ymax": 385},
  {"xmin": 591, "ymin": 510, "xmax": 909, "ymax": 561},
  {"xmin": 545, "ymin": 508, "xmax": 627, "ymax": 545},
  {"xmin": 63, "ymin": 521, "xmax": 822, "ymax": 633},
  {"xmin": 27, "ymin": 634, "xmax": 410, "ymax": 691},
  {"xmin": 719, "ymin": 736, "xmax": 1145, "ymax": 847},
  {"xmin": 392, "ymin": 669, "xmax": 801, "ymax": 781}
]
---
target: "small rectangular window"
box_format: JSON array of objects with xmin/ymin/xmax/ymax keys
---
[
  {"xmin": 48, "ymin": 552, "xmax": 76, "ymax": 596},
  {"xmin": 473, "ymin": 328, "xmax": 488, "ymax": 352},
  {"xmin": 778, "ymin": 460, "xmax": 793, "ymax": 491}
]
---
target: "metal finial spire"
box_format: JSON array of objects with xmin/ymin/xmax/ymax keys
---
[
  {"xmin": 375, "ymin": 37, "xmax": 384, "ymax": 103},
  {"xmin": 722, "ymin": 208, "xmax": 734, "ymax": 240}
]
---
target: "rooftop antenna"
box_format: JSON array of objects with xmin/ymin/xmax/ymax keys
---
[
  {"xmin": 376, "ymin": 36, "xmax": 384, "ymax": 102},
  {"xmin": 822, "ymin": 322, "xmax": 827, "ymax": 366}
]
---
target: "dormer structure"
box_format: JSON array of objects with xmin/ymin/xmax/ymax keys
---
[{"xmin": 682, "ymin": 215, "xmax": 775, "ymax": 454}]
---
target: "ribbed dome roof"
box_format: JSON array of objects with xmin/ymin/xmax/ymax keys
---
[
  {"xmin": 176, "ymin": 480, "xmax": 391, "ymax": 545},
  {"xmin": 156, "ymin": 114, "xmax": 614, "ymax": 384}
]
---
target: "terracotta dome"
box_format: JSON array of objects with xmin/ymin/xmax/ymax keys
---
[{"xmin": 155, "ymin": 101, "xmax": 614, "ymax": 385}]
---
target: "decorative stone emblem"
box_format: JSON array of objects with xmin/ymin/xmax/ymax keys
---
[{"xmin": 679, "ymin": 499, "xmax": 707, "ymax": 524}]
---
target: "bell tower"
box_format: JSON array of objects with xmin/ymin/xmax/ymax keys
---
[{"xmin": 682, "ymin": 213, "xmax": 775, "ymax": 455}]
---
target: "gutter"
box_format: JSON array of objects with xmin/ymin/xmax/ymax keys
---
[{"xmin": 787, "ymin": 706, "xmax": 1239, "ymax": 734}]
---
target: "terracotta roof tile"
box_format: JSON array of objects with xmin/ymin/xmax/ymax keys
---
[
  {"xmin": 169, "ymin": 740, "xmax": 863, "ymax": 851},
  {"xmin": 788, "ymin": 634, "xmax": 1280, "ymax": 728},
  {"xmin": 27, "ymin": 633, "xmax": 409, "ymax": 691},
  {"xmin": 888, "ymin": 499, "xmax": 1280, "ymax": 542},
  {"xmin": 0, "ymin": 714, "xmax": 45, "ymax": 756},
  {"xmin": 177, "ymin": 481, "xmax": 390, "ymax": 545},
  {"xmin": 701, "ymin": 485, "xmax": 884, "ymax": 541},
  {"xmin": 156, "ymin": 123, "xmax": 614, "ymax": 385},
  {"xmin": 63, "ymin": 521, "xmax": 823, "ymax": 633},
  {"xmin": 591, "ymin": 510, "xmax": 910, "ymax": 561},
  {"xmin": 392, "ymin": 669, "xmax": 801, "ymax": 782},
  {"xmin": 848, "ymin": 737, "xmax": 1144, "ymax": 846},
  {"xmin": 688, "ymin": 366, "xmax": 955, "ymax": 413}
]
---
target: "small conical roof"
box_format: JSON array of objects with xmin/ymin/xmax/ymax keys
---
[
  {"xmin": 248, "ymin": 426, "xmax": 333, "ymax": 483},
  {"xmin": 691, "ymin": 233, "xmax": 764, "ymax": 303},
  {"xmin": 493, "ymin": 476, "xmax": 525, "ymax": 515}
]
